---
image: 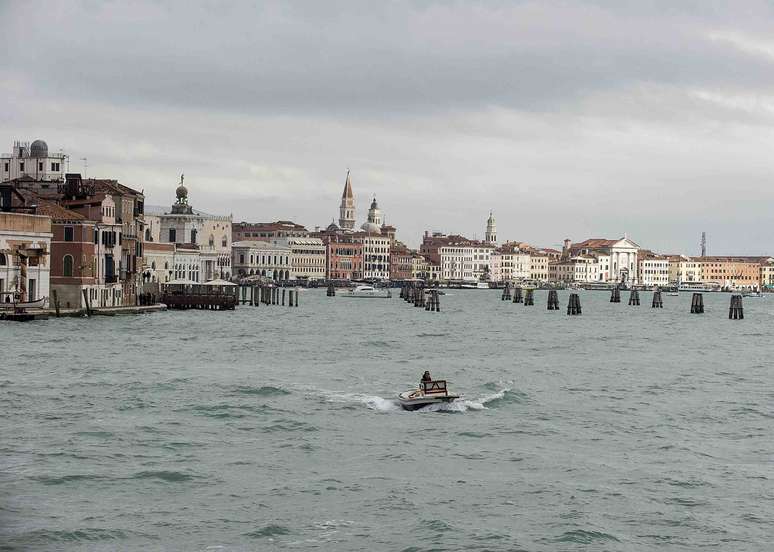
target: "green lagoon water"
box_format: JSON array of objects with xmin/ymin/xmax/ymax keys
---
[{"xmin": 1, "ymin": 290, "xmax": 773, "ymax": 551}]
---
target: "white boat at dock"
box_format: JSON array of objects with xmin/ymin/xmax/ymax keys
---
[
  {"xmin": 0, "ymin": 294, "xmax": 48, "ymax": 310},
  {"xmin": 341, "ymin": 285, "xmax": 392, "ymax": 298}
]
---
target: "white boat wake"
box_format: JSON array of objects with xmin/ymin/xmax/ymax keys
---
[{"xmin": 325, "ymin": 387, "xmax": 513, "ymax": 413}]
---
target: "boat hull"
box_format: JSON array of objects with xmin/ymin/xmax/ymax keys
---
[{"xmin": 397, "ymin": 392, "xmax": 460, "ymax": 411}]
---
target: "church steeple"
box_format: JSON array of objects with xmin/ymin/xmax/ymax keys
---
[
  {"xmin": 485, "ymin": 210, "xmax": 497, "ymax": 244},
  {"xmin": 338, "ymin": 170, "xmax": 356, "ymax": 230}
]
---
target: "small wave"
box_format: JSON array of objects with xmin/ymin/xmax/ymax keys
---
[
  {"xmin": 234, "ymin": 385, "xmax": 290, "ymax": 397},
  {"xmin": 263, "ymin": 418, "xmax": 318, "ymax": 432},
  {"xmin": 9, "ymin": 528, "xmax": 131, "ymax": 544},
  {"xmin": 31, "ymin": 474, "xmax": 105, "ymax": 485},
  {"xmin": 244, "ymin": 525, "xmax": 290, "ymax": 538},
  {"xmin": 553, "ymin": 529, "xmax": 620, "ymax": 544},
  {"xmin": 131, "ymin": 470, "xmax": 195, "ymax": 483}
]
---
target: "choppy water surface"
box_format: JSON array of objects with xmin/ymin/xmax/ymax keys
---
[{"xmin": 2, "ymin": 290, "xmax": 773, "ymax": 551}]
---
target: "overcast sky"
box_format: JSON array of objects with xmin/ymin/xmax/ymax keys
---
[{"xmin": 2, "ymin": 1, "xmax": 774, "ymax": 253}]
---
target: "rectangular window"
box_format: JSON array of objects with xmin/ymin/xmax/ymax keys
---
[
  {"xmin": 20, "ymin": 162, "xmax": 25, "ymax": 172},
  {"xmin": 169, "ymin": 228, "xmax": 176, "ymax": 243},
  {"xmin": 3, "ymin": 162, "xmax": 8, "ymax": 172},
  {"xmin": 64, "ymin": 226, "xmax": 74, "ymax": 242},
  {"xmin": 38, "ymin": 162, "xmax": 43, "ymax": 171}
]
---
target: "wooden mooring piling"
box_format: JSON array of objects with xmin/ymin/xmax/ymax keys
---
[
  {"xmin": 501, "ymin": 283, "xmax": 512, "ymax": 301},
  {"xmin": 547, "ymin": 290, "xmax": 559, "ymax": 310},
  {"xmin": 729, "ymin": 294, "xmax": 743, "ymax": 320},
  {"xmin": 567, "ymin": 293, "xmax": 582, "ymax": 315},
  {"xmin": 690, "ymin": 293, "xmax": 704, "ymax": 314},
  {"xmin": 652, "ymin": 290, "xmax": 663, "ymax": 308},
  {"xmin": 524, "ymin": 289, "xmax": 534, "ymax": 306},
  {"xmin": 610, "ymin": 287, "xmax": 621, "ymax": 303},
  {"xmin": 513, "ymin": 287, "xmax": 523, "ymax": 304},
  {"xmin": 628, "ymin": 290, "xmax": 640, "ymax": 306}
]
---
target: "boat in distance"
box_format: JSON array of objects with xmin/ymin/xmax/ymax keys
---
[
  {"xmin": 341, "ymin": 284, "xmax": 392, "ymax": 298},
  {"xmin": 398, "ymin": 379, "xmax": 460, "ymax": 411}
]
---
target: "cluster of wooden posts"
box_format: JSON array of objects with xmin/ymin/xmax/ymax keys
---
[
  {"xmin": 400, "ymin": 282, "xmax": 441, "ymax": 312},
  {"xmin": 238, "ymin": 284, "xmax": 299, "ymax": 307},
  {"xmin": 498, "ymin": 284, "xmax": 746, "ymax": 319},
  {"xmin": 326, "ymin": 284, "xmax": 336, "ymax": 297}
]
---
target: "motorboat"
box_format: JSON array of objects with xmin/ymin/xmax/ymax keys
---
[
  {"xmin": 342, "ymin": 285, "xmax": 392, "ymax": 298},
  {"xmin": 397, "ymin": 380, "xmax": 460, "ymax": 411},
  {"xmin": 743, "ymin": 291, "xmax": 765, "ymax": 298}
]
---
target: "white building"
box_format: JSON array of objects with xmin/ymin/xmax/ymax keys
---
[
  {"xmin": 284, "ymin": 237, "xmax": 326, "ymax": 280},
  {"xmin": 638, "ymin": 254, "xmax": 670, "ymax": 287},
  {"xmin": 232, "ymin": 240, "xmax": 292, "ymax": 280},
  {"xmin": 0, "ymin": 211, "xmax": 52, "ymax": 303},
  {"xmin": 2, "ymin": 139, "xmax": 67, "ymax": 188},
  {"xmin": 144, "ymin": 176, "xmax": 232, "ymax": 283},
  {"xmin": 420, "ymin": 234, "xmax": 493, "ymax": 282},
  {"xmin": 549, "ymin": 255, "xmax": 600, "ymax": 283},
  {"xmin": 568, "ymin": 237, "xmax": 640, "ymax": 284}
]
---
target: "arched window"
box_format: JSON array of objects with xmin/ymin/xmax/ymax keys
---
[
  {"xmin": 209, "ymin": 235, "xmax": 214, "ymax": 247},
  {"xmin": 0, "ymin": 253, "xmax": 5, "ymax": 266},
  {"xmin": 222, "ymin": 236, "xmax": 227, "ymax": 247},
  {"xmin": 145, "ymin": 228, "xmax": 151, "ymax": 241},
  {"xmin": 151, "ymin": 261, "xmax": 156, "ymax": 270},
  {"xmin": 191, "ymin": 229, "xmax": 197, "ymax": 244},
  {"xmin": 63, "ymin": 255, "xmax": 73, "ymax": 277}
]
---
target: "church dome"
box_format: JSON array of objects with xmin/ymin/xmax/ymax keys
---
[
  {"xmin": 326, "ymin": 221, "xmax": 340, "ymax": 232},
  {"xmin": 176, "ymin": 182, "xmax": 188, "ymax": 200},
  {"xmin": 361, "ymin": 221, "xmax": 381, "ymax": 234},
  {"xmin": 30, "ymin": 139, "xmax": 48, "ymax": 158}
]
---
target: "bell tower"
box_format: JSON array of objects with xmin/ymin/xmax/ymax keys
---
[
  {"xmin": 338, "ymin": 170, "xmax": 356, "ymax": 230},
  {"xmin": 485, "ymin": 211, "xmax": 497, "ymax": 244}
]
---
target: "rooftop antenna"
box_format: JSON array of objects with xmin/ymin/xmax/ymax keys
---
[
  {"xmin": 701, "ymin": 231, "xmax": 707, "ymax": 257},
  {"xmin": 80, "ymin": 157, "xmax": 88, "ymax": 178}
]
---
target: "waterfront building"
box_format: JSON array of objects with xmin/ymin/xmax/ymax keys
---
[
  {"xmin": 761, "ymin": 261, "xmax": 774, "ymax": 289},
  {"xmin": 338, "ymin": 170, "xmax": 356, "ymax": 231},
  {"xmin": 548, "ymin": 255, "xmax": 600, "ymax": 283},
  {"xmin": 491, "ymin": 242, "xmax": 531, "ymax": 282},
  {"xmin": 568, "ymin": 237, "xmax": 640, "ymax": 284},
  {"xmin": 420, "ymin": 232, "xmax": 494, "ymax": 282},
  {"xmin": 668, "ymin": 255, "xmax": 701, "ymax": 284},
  {"xmin": 143, "ymin": 242, "xmax": 175, "ymax": 283},
  {"xmin": 232, "ymin": 220, "xmax": 308, "ymax": 242},
  {"xmin": 85, "ymin": 178, "xmax": 145, "ymax": 302},
  {"xmin": 696, "ymin": 256, "xmax": 768, "ymax": 290},
  {"xmin": 410, "ymin": 254, "xmax": 431, "ymax": 280},
  {"xmin": 1, "ymin": 139, "xmax": 67, "ymax": 189},
  {"xmin": 638, "ymin": 251, "xmax": 670, "ymax": 287},
  {"xmin": 147, "ymin": 176, "xmax": 232, "ymax": 282},
  {"xmin": 0, "ymin": 192, "xmax": 51, "ymax": 303},
  {"xmin": 530, "ymin": 252, "xmax": 550, "ymax": 282},
  {"xmin": 232, "ymin": 240, "xmax": 292, "ymax": 280},
  {"xmin": 326, "ymin": 236, "xmax": 363, "ymax": 280},
  {"xmin": 389, "ymin": 242, "xmax": 414, "ymax": 281}
]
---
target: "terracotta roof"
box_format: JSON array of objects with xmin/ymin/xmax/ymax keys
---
[
  {"xmin": 35, "ymin": 201, "xmax": 87, "ymax": 222},
  {"xmin": 88, "ymin": 179, "xmax": 143, "ymax": 197},
  {"xmin": 571, "ymin": 238, "xmax": 618, "ymax": 249}
]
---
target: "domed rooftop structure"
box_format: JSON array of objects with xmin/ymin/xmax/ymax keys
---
[
  {"xmin": 360, "ymin": 221, "xmax": 381, "ymax": 234},
  {"xmin": 30, "ymin": 139, "xmax": 48, "ymax": 158},
  {"xmin": 326, "ymin": 220, "xmax": 340, "ymax": 232},
  {"xmin": 171, "ymin": 173, "xmax": 194, "ymax": 214}
]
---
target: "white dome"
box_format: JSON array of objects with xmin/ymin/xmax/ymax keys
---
[{"xmin": 360, "ymin": 222, "xmax": 381, "ymax": 234}]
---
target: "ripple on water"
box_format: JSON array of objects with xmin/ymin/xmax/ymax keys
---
[
  {"xmin": 244, "ymin": 524, "xmax": 291, "ymax": 538},
  {"xmin": 131, "ymin": 470, "xmax": 196, "ymax": 483},
  {"xmin": 552, "ymin": 529, "xmax": 621, "ymax": 544},
  {"xmin": 232, "ymin": 385, "xmax": 291, "ymax": 396}
]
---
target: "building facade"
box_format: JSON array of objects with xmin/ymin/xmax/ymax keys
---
[{"xmin": 0, "ymin": 208, "xmax": 51, "ymax": 304}]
